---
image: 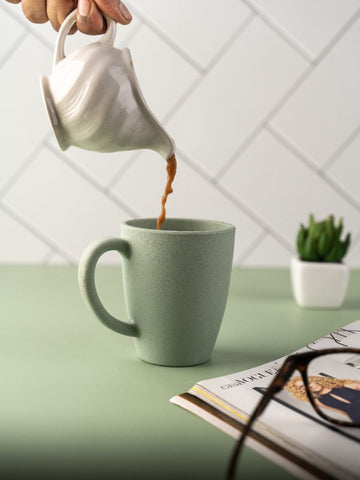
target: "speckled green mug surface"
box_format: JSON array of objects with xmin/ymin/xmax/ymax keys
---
[{"xmin": 78, "ymin": 218, "xmax": 235, "ymax": 366}]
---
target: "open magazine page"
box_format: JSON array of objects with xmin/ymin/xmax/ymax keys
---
[{"xmin": 170, "ymin": 321, "xmax": 360, "ymax": 480}]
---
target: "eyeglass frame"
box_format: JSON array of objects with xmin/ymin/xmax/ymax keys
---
[{"xmin": 226, "ymin": 347, "xmax": 360, "ymax": 480}]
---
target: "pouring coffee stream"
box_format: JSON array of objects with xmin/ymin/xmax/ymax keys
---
[
  {"xmin": 40, "ymin": 10, "xmax": 176, "ymax": 229},
  {"xmin": 157, "ymin": 153, "xmax": 177, "ymax": 230}
]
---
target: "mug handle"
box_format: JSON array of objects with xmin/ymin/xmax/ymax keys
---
[
  {"xmin": 78, "ymin": 238, "xmax": 138, "ymax": 337},
  {"xmin": 54, "ymin": 10, "xmax": 117, "ymax": 66}
]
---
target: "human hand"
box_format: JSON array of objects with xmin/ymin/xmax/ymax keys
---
[{"xmin": 5, "ymin": 0, "xmax": 132, "ymax": 34}]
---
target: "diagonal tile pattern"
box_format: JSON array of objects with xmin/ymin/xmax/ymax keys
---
[
  {"xmin": 220, "ymin": 128, "xmax": 360, "ymax": 243},
  {"xmin": 125, "ymin": 0, "xmax": 253, "ymax": 70},
  {"xmin": 0, "ymin": 34, "xmax": 52, "ymax": 192},
  {"xmin": 0, "ymin": 7, "xmax": 27, "ymax": 63},
  {"xmin": 271, "ymin": 18, "xmax": 360, "ymax": 168},
  {"xmin": 3, "ymin": 147, "xmax": 133, "ymax": 262},
  {"xmin": 245, "ymin": 0, "xmax": 360, "ymax": 61},
  {"xmin": 166, "ymin": 15, "xmax": 308, "ymax": 178},
  {"xmin": 1, "ymin": 0, "xmax": 360, "ymax": 267}
]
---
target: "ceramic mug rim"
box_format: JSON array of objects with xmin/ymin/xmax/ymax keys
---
[{"xmin": 123, "ymin": 218, "xmax": 235, "ymax": 235}]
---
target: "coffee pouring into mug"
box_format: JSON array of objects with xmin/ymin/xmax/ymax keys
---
[{"xmin": 40, "ymin": 10, "xmax": 175, "ymax": 160}]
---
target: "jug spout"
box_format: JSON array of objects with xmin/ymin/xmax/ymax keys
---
[
  {"xmin": 131, "ymin": 95, "xmax": 175, "ymax": 161},
  {"xmin": 150, "ymin": 126, "xmax": 175, "ymax": 161},
  {"xmin": 115, "ymin": 47, "xmax": 175, "ymax": 161}
]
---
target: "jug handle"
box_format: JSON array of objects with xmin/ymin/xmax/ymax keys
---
[{"xmin": 54, "ymin": 10, "xmax": 117, "ymax": 67}]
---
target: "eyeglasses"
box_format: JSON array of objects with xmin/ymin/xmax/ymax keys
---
[{"xmin": 226, "ymin": 348, "xmax": 360, "ymax": 480}]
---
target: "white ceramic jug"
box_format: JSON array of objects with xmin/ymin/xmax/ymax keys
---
[{"xmin": 40, "ymin": 11, "xmax": 175, "ymax": 160}]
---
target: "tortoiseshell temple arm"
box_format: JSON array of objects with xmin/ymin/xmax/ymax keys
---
[{"xmin": 226, "ymin": 358, "xmax": 297, "ymax": 480}]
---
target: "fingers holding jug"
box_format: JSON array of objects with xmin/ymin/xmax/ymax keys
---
[{"xmin": 5, "ymin": 0, "xmax": 132, "ymax": 34}]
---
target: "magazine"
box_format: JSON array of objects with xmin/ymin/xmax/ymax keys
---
[{"xmin": 170, "ymin": 321, "xmax": 360, "ymax": 480}]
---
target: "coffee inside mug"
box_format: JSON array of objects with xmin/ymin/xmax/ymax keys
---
[{"xmin": 126, "ymin": 218, "xmax": 234, "ymax": 232}]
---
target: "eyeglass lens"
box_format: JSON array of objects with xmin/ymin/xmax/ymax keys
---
[{"xmin": 285, "ymin": 351, "xmax": 360, "ymax": 425}]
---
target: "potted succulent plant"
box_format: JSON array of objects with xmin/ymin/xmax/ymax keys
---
[{"xmin": 291, "ymin": 214, "xmax": 351, "ymax": 308}]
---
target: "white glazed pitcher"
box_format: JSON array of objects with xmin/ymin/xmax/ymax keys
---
[{"xmin": 40, "ymin": 10, "xmax": 175, "ymax": 160}]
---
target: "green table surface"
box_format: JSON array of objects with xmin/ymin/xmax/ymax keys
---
[{"xmin": 1, "ymin": 266, "xmax": 360, "ymax": 480}]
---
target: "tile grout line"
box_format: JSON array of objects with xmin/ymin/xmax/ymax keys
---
[
  {"xmin": 214, "ymin": 180, "xmax": 294, "ymax": 252},
  {"xmin": 350, "ymin": 231, "xmax": 360, "ymax": 251},
  {"xmin": 265, "ymin": 123, "xmax": 320, "ymax": 171},
  {"xmin": 161, "ymin": 13, "xmax": 257, "ymax": 126},
  {"xmin": 236, "ymin": 230, "xmax": 268, "ymax": 266},
  {"xmin": 237, "ymin": 228, "xmax": 294, "ymax": 266},
  {"xmin": 266, "ymin": 123, "xmax": 360, "ymax": 214},
  {"xmin": 214, "ymin": 64, "xmax": 312, "ymax": 180},
  {"xmin": 124, "ymin": 2, "xmax": 204, "ymax": 73},
  {"xmin": 0, "ymin": 133, "xmax": 52, "ymax": 200},
  {"xmin": 115, "ymin": 19, "xmax": 144, "ymax": 47},
  {"xmin": 105, "ymin": 151, "xmax": 142, "ymax": 191},
  {"xmin": 268, "ymin": 121, "xmax": 360, "ymax": 248},
  {"xmin": 242, "ymin": 0, "xmax": 315, "ymax": 63},
  {"xmin": 314, "ymin": 6, "xmax": 360, "ymax": 63},
  {"xmin": 45, "ymin": 141, "xmax": 140, "ymax": 218},
  {"xmin": 0, "ymin": 30, "xmax": 29, "ymax": 69},
  {"xmin": 320, "ymin": 173, "xmax": 360, "ymax": 214},
  {"xmin": 41, "ymin": 249, "xmax": 61, "ymax": 265},
  {"xmin": 323, "ymin": 123, "xmax": 360, "ymax": 171},
  {"xmin": 243, "ymin": 1, "xmax": 360, "ymax": 66},
  {"xmin": 214, "ymin": 125, "xmax": 264, "ymax": 181},
  {"xmin": 0, "ymin": 132, "xmax": 75, "ymax": 264},
  {"xmin": 175, "ymin": 146, "xmax": 215, "ymax": 182},
  {"xmin": 203, "ymin": 11, "xmax": 257, "ymax": 72},
  {"xmin": 176, "ymin": 145, "xmax": 293, "ymax": 253},
  {"xmin": 0, "ymin": 202, "xmax": 76, "ymax": 264},
  {"xmin": 0, "ymin": 3, "xmax": 54, "ymax": 51},
  {"xmin": 161, "ymin": 74, "xmax": 205, "ymax": 125},
  {"xmin": 126, "ymin": 4, "xmax": 254, "ymax": 75},
  {"xmin": 41, "ymin": 249, "xmax": 72, "ymax": 265}
]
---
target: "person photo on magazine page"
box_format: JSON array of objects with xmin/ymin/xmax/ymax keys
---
[
  {"xmin": 253, "ymin": 360, "xmax": 360, "ymax": 444},
  {"xmin": 286, "ymin": 375, "xmax": 360, "ymax": 424}
]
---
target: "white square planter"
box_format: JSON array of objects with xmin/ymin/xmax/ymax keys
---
[{"xmin": 290, "ymin": 257, "xmax": 349, "ymax": 309}]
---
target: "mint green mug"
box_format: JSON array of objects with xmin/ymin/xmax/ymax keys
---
[{"xmin": 78, "ymin": 218, "xmax": 235, "ymax": 366}]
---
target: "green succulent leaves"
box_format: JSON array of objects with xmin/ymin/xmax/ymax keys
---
[{"xmin": 296, "ymin": 214, "xmax": 351, "ymax": 263}]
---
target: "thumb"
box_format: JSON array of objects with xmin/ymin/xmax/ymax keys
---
[{"xmin": 94, "ymin": 0, "xmax": 132, "ymax": 24}]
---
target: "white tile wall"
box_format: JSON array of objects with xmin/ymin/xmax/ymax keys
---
[
  {"xmin": 327, "ymin": 134, "xmax": 360, "ymax": 204},
  {"xmin": 0, "ymin": 8, "xmax": 26, "ymax": 62},
  {"xmin": 0, "ymin": 35, "xmax": 51, "ymax": 191},
  {"xmin": 126, "ymin": 0, "xmax": 253, "ymax": 69},
  {"xmin": 167, "ymin": 15, "xmax": 308, "ymax": 177},
  {"xmin": 271, "ymin": 18, "xmax": 360, "ymax": 167},
  {"xmin": 245, "ymin": 0, "xmax": 360, "ymax": 60},
  {"xmin": 0, "ymin": 207, "xmax": 51, "ymax": 262},
  {"xmin": 1, "ymin": 0, "xmax": 360, "ymax": 267},
  {"xmin": 220, "ymin": 128, "xmax": 360, "ymax": 242},
  {"xmin": 3, "ymin": 147, "xmax": 132, "ymax": 262}
]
